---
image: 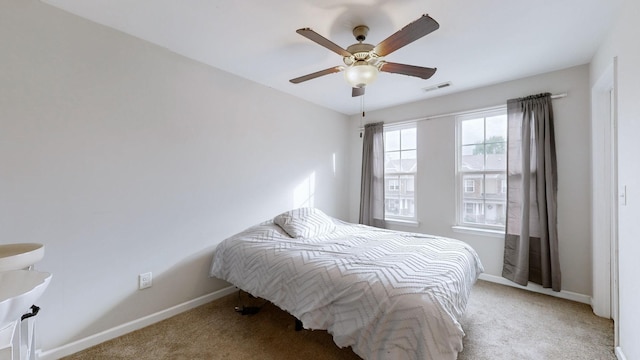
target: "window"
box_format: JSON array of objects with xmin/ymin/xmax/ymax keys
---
[
  {"xmin": 464, "ymin": 179, "xmax": 475, "ymax": 193},
  {"xmin": 465, "ymin": 203, "xmax": 475, "ymax": 214},
  {"xmin": 457, "ymin": 109, "xmax": 507, "ymax": 229},
  {"xmin": 384, "ymin": 124, "xmax": 417, "ymax": 221}
]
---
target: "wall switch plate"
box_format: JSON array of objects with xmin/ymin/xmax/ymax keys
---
[{"xmin": 139, "ymin": 272, "xmax": 152, "ymax": 290}]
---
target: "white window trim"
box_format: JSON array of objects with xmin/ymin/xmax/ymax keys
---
[
  {"xmin": 455, "ymin": 108, "xmax": 507, "ymax": 231},
  {"xmin": 384, "ymin": 122, "xmax": 418, "ymax": 222},
  {"xmin": 451, "ymin": 225, "xmax": 505, "ymax": 238},
  {"xmin": 386, "ymin": 218, "xmax": 420, "ymax": 227}
]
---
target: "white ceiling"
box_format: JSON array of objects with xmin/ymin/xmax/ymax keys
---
[{"xmin": 42, "ymin": 0, "xmax": 619, "ymax": 115}]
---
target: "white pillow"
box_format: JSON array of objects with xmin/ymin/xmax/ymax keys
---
[{"xmin": 273, "ymin": 208, "xmax": 336, "ymax": 238}]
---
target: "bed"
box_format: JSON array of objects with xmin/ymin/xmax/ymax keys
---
[{"xmin": 210, "ymin": 208, "xmax": 484, "ymax": 360}]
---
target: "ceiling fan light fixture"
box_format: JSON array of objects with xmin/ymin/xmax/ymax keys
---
[
  {"xmin": 290, "ymin": 14, "xmax": 440, "ymax": 94},
  {"xmin": 344, "ymin": 62, "xmax": 379, "ymax": 88}
]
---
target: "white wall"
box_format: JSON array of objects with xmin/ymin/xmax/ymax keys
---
[
  {"xmin": 0, "ymin": 0, "xmax": 350, "ymax": 353},
  {"xmin": 591, "ymin": 0, "xmax": 640, "ymax": 358},
  {"xmin": 349, "ymin": 65, "xmax": 592, "ymax": 296}
]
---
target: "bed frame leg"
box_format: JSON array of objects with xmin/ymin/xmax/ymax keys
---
[{"xmin": 294, "ymin": 319, "xmax": 303, "ymax": 331}]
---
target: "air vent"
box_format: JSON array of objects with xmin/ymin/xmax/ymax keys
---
[{"xmin": 423, "ymin": 82, "xmax": 452, "ymax": 92}]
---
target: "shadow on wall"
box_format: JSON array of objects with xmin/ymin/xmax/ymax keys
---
[{"xmin": 294, "ymin": 172, "xmax": 316, "ymax": 209}]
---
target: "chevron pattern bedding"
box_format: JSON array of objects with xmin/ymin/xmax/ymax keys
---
[{"xmin": 210, "ymin": 210, "xmax": 483, "ymax": 360}]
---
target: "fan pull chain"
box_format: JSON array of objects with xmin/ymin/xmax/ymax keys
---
[{"xmin": 360, "ymin": 94, "xmax": 365, "ymax": 138}]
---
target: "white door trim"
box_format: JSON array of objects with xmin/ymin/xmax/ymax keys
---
[
  {"xmin": 611, "ymin": 56, "xmax": 619, "ymax": 345},
  {"xmin": 590, "ymin": 60, "xmax": 618, "ymax": 322}
]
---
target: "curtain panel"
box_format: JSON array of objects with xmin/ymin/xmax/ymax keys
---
[
  {"xmin": 502, "ymin": 93, "xmax": 561, "ymax": 291},
  {"xmin": 359, "ymin": 122, "xmax": 386, "ymax": 228}
]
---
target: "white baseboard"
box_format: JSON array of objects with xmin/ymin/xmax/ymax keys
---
[
  {"xmin": 34, "ymin": 277, "xmax": 595, "ymax": 359},
  {"xmin": 478, "ymin": 274, "xmax": 591, "ymax": 305},
  {"xmin": 36, "ymin": 286, "xmax": 237, "ymax": 360},
  {"xmin": 615, "ymin": 346, "xmax": 627, "ymax": 360}
]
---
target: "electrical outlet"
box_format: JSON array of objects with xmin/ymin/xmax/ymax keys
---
[{"xmin": 139, "ymin": 272, "xmax": 152, "ymax": 290}]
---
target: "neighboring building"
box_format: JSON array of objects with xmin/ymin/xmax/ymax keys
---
[
  {"xmin": 461, "ymin": 153, "xmax": 506, "ymax": 226},
  {"xmin": 384, "ymin": 158, "xmax": 416, "ymax": 218}
]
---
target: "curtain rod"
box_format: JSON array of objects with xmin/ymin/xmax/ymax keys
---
[{"xmin": 359, "ymin": 92, "xmax": 567, "ymax": 130}]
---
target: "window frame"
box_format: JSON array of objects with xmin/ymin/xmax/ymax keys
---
[
  {"xmin": 455, "ymin": 108, "xmax": 507, "ymax": 231},
  {"xmin": 383, "ymin": 123, "xmax": 418, "ymax": 223}
]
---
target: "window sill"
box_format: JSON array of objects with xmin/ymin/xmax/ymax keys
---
[
  {"xmin": 385, "ymin": 218, "xmax": 420, "ymax": 228},
  {"xmin": 451, "ymin": 225, "xmax": 504, "ymax": 238}
]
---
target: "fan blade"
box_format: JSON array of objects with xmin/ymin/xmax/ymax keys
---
[
  {"xmin": 352, "ymin": 87, "xmax": 365, "ymax": 97},
  {"xmin": 296, "ymin": 28, "xmax": 352, "ymax": 57},
  {"xmin": 373, "ymin": 14, "xmax": 439, "ymax": 57},
  {"xmin": 290, "ymin": 66, "xmax": 343, "ymax": 84},
  {"xmin": 380, "ymin": 62, "xmax": 436, "ymax": 79}
]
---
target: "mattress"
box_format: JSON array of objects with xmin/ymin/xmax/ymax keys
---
[{"xmin": 210, "ymin": 209, "xmax": 483, "ymax": 360}]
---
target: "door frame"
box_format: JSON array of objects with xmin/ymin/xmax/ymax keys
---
[{"xmin": 590, "ymin": 58, "xmax": 619, "ymax": 341}]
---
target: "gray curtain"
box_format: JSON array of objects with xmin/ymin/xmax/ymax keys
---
[
  {"xmin": 359, "ymin": 122, "xmax": 386, "ymax": 228},
  {"xmin": 502, "ymin": 93, "xmax": 561, "ymax": 291}
]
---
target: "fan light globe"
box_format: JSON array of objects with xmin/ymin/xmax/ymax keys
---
[{"xmin": 344, "ymin": 63, "xmax": 378, "ymax": 88}]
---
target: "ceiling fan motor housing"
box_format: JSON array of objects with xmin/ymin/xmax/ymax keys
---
[{"xmin": 344, "ymin": 43, "xmax": 376, "ymax": 66}]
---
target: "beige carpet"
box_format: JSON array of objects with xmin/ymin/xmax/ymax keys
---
[{"xmin": 63, "ymin": 280, "xmax": 615, "ymax": 360}]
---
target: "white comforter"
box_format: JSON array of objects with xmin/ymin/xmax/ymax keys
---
[{"xmin": 210, "ymin": 219, "xmax": 483, "ymax": 360}]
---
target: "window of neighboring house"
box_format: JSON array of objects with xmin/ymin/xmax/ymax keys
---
[
  {"xmin": 457, "ymin": 109, "xmax": 507, "ymax": 229},
  {"xmin": 464, "ymin": 179, "xmax": 475, "ymax": 193},
  {"xmin": 465, "ymin": 203, "xmax": 475, "ymax": 214},
  {"xmin": 384, "ymin": 124, "xmax": 417, "ymax": 222},
  {"xmin": 388, "ymin": 179, "xmax": 400, "ymax": 191}
]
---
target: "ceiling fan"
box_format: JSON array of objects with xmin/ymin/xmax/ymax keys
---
[{"xmin": 289, "ymin": 14, "xmax": 439, "ymax": 97}]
